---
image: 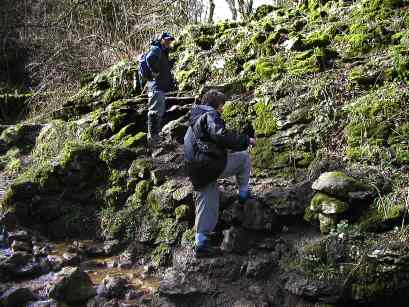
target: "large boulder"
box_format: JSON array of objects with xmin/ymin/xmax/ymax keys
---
[
  {"xmin": 48, "ymin": 267, "xmax": 96, "ymax": 303},
  {"xmin": 97, "ymin": 275, "xmax": 128, "ymax": 299},
  {"xmin": 312, "ymin": 171, "xmax": 372, "ymax": 202},
  {"xmin": 0, "ymin": 287, "xmax": 36, "ymax": 307}
]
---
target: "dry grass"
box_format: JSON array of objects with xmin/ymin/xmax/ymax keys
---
[{"xmin": 0, "ymin": 0, "xmax": 205, "ymax": 121}]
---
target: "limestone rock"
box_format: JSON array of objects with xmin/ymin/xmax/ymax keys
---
[
  {"xmin": 242, "ymin": 200, "xmax": 281, "ymax": 233},
  {"xmin": 11, "ymin": 240, "xmax": 32, "ymax": 253},
  {"xmin": 312, "ymin": 171, "xmax": 372, "ymax": 201},
  {"xmin": 318, "ymin": 213, "xmax": 338, "ymax": 234},
  {"xmin": 221, "ymin": 227, "xmax": 256, "ymax": 254},
  {"xmin": 48, "ymin": 267, "xmax": 96, "ymax": 303},
  {"xmin": 310, "ymin": 193, "xmax": 349, "ymax": 215}
]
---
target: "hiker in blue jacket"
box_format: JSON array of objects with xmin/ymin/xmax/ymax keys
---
[{"xmin": 145, "ymin": 32, "xmax": 176, "ymax": 146}]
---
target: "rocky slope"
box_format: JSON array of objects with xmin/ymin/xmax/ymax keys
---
[{"xmin": 1, "ymin": 0, "xmax": 409, "ymax": 306}]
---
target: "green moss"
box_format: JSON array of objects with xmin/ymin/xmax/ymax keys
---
[
  {"xmin": 252, "ymin": 101, "xmax": 278, "ymax": 137},
  {"xmin": 222, "ymin": 101, "xmax": 251, "ymax": 133},
  {"xmin": 345, "ymin": 84, "xmax": 408, "ymax": 164},
  {"xmin": 255, "ymin": 56, "xmax": 286, "ymax": 80},
  {"xmin": 151, "ymin": 243, "xmax": 171, "ymax": 267},
  {"xmin": 251, "ymin": 138, "xmax": 274, "ymax": 171},
  {"xmin": 181, "ymin": 228, "xmax": 195, "ymax": 247},
  {"xmin": 0, "ymin": 147, "xmax": 20, "ymax": 171},
  {"xmin": 0, "ymin": 125, "xmax": 23, "ymax": 146},
  {"xmin": 310, "ymin": 192, "xmax": 349, "ymax": 214},
  {"xmin": 358, "ymin": 203, "xmax": 405, "ymax": 232},
  {"xmin": 304, "ymin": 207, "xmax": 318, "ymax": 223},
  {"xmin": 253, "ymin": 4, "xmax": 276, "ymax": 20},
  {"xmin": 288, "ymin": 47, "xmax": 332, "ymax": 76},
  {"xmin": 60, "ymin": 142, "xmax": 103, "ymax": 168},
  {"xmin": 175, "ymin": 205, "xmax": 190, "ymax": 221},
  {"xmin": 122, "ymin": 132, "xmax": 147, "ymax": 148},
  {"xmin": 302, "ymin": 31, "xmax": 331, "ymax": 48}
]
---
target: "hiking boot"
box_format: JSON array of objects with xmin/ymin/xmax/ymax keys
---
[
  {"xmin": 194, "ymin": 242, "xmax": 221, "ymax": 258},
  {"xmin": 238, "ymin": 189, "xmax": 257, "ymax": 205}
]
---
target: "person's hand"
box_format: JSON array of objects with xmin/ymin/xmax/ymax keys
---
[{"xmin": 249, "ymin": 138, "xmax": 256, "ymax": 146}]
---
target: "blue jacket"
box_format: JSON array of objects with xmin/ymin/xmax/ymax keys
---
[
  {"xmin": 184, "ymin": 105, "xmax": 250, "ymax": 190},
  {"xmin": 146, "ymin": 40, "xmax": 175, "ymax": 92}
]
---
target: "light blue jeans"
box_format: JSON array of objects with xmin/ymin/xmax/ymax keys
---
[
  {"xmin": 148, "ymin": 90, "xmax": 166, "ymax": 130},
  {"xmin": 195, "ymin": 151, "xmax": 251, "ymax": 247}
]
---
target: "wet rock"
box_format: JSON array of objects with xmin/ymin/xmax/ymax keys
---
[
  {"xmin": 242, "ymin": 200, "xmax": 281, "ymax": 233},
  {"xmin": 0, "ymin": 211, "xmax": 17, "ymax": 231},
  {"xmin": 220, "ymin": 201, "xmax": 244, "ymax": 226},
  {"xmin": 47, "ymin": 255, "xmax": 64, "ymax": 272},
  {"xmin": 97, "ymin": 275, "xmax": 128, "ymax": 298},
  {"xmin": 0, "ymin": 287, "xmax": 36, "ymax": 307},
  {"xmin": 48, "ymin": 267, "xmax": 96, "ymax": 303},
  {"xmin": 159, "ymin": 268, "xmax": 214, "ymax": 296},
  {"xmin": 8, "ymin": 230, "xmax": 31, "ymax": 244},
  {"xmin": 125, "ymin": 289, "xmax": 145, "ymax": 300},
  {"xmin": 85, "ymin": 240, "xmax": 121, "ymax": 257},
  {"xmin": 172, "ymin": 247, "xmax": 244, "ymax": 281},
  {"xmin": 86, "ymin": 296, "xmax": 109, "ymax": 307},
  {"xmin": 62, "ymin": 252, "xmax": 81, "ymax": 266},
  {"xmin": 11, "ymin": 240, "xmax": 32, "ymax": 253},
  {"xmin": 233, "ymin": 298, "xmax": 258, "ymax": 307},
  {"xmin": 245, "ymin": 253, "xmax": 277, "ymax": 279},
  {"xmin": 312, "ymin": 171, "xmax": 372, "ymax": 202},
  {"xmin": 0, "ymin": 252, "xmax": 43, "ymax": 280},
  {"xmin": 221, "ymin": 227, "xmax": 257, "ymax": 254},
  {"xmin": 120, "ymin": 241, "xmax": 146, "ymax": 263},
  {"xmin": 261, "ymin": 181, "xmax": 314, "ymax": 216},
  {"xmin": 284, "ymin": 272, "xmax": 341, "ymax": 303},
  {"xmin": 33, "ymin": 244, "xmax": 52, "ymax": 257},
  {"xmin": 162, "ymin": 114, "xmax": 189, "ymax": 143},
  {"xmin": 118, "ymin": 259, "xmax": 133, "ymax": 269},
  {"xmin": 27, "ymin": 299, "xmax": 63, "ymax": 307}
]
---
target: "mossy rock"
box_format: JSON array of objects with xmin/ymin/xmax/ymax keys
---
[
  {"xmin": 312, "ymin": 171, "xmax": 371, "ymax": 200},
  {"xmin": 310, "ymin": 192, "xmax": 349, "ymax": 215},
  {"xmin": 253, "ymin": 4, "xmax": 276, "ymax": 20},
  {"xmin": 222, "ymin": 100, "xmax": 251, "ymax": 134},
  {"xmin": 358, "ymin": 203, "xmax": 405, "ymax": 232},
  {"xmin": 252, "ymin": 101, "xmax": 278, "ymax": 137},
  {"xmin": 318, "ymin": 213, "xmax": 338, "ymax": 234}
]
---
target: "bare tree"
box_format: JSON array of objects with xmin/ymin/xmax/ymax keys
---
[
  {"xmin": 207, "ymin": 0, "xmax": 215, "ymax": 23},
  {"xmin": 237, "ymin": 0, "xmax": 254, "ymax": 20},
  {"xmin": 225, "ymin": 0, "xmax": 238, "ymax": 21},
  {"xmin": 0, "ymin": 0, "xmax": 207, "ymax": 117}
]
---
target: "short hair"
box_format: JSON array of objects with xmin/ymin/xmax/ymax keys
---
[{"xmin": 201, "ymin": 90, "xmax": 227, "ymax": 109}]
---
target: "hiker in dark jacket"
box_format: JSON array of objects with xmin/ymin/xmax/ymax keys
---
[
  {"xmin": 145, "ymin": 32, "xmax": 176, "ymax": 146},
  {"xmin": 184, "ymin": 90, "xmax": 256, "ymax": 257}
]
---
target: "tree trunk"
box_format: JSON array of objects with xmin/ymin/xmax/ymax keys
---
[
  {"xmin": 237, "ymin": 0, "xmax": 253, "ymax": 20},
  {"xmin": 225, "ymin": 0, "xmax": 237, "ymax": 21},
  {"xmin": 208, "ymin": 0, "xmax": 215, "ymax": 23}
]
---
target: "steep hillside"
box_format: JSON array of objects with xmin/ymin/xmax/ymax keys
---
[{"xmin": 1, "ymin": 0, "xmax": 409, "ymax": 306}]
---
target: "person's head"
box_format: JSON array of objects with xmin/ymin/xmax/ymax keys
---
[
  {"xmin": 201, "ymin": 90, "xmax": 227, "ymax": 113},
  {"xmin": 160, "ymin": 32, "xmax": 175, "ymax": 49}
]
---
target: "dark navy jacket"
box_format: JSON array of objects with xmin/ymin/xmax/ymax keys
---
[
  {"xmin": 146, "ymin": 40, "xmax": 174, "ymax": 92},
  {"xmin": 184, "ymin": 105, "xmax": 250, "ymax": 190}
]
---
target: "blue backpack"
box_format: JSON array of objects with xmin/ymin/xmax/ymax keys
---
[
  {"xmin": 138, "ymin": 52, "xmax": 153, "ymax": 89},
  {"xmin": 138, "ymin": 47, "xmax": 162, "ymax": 89}
]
